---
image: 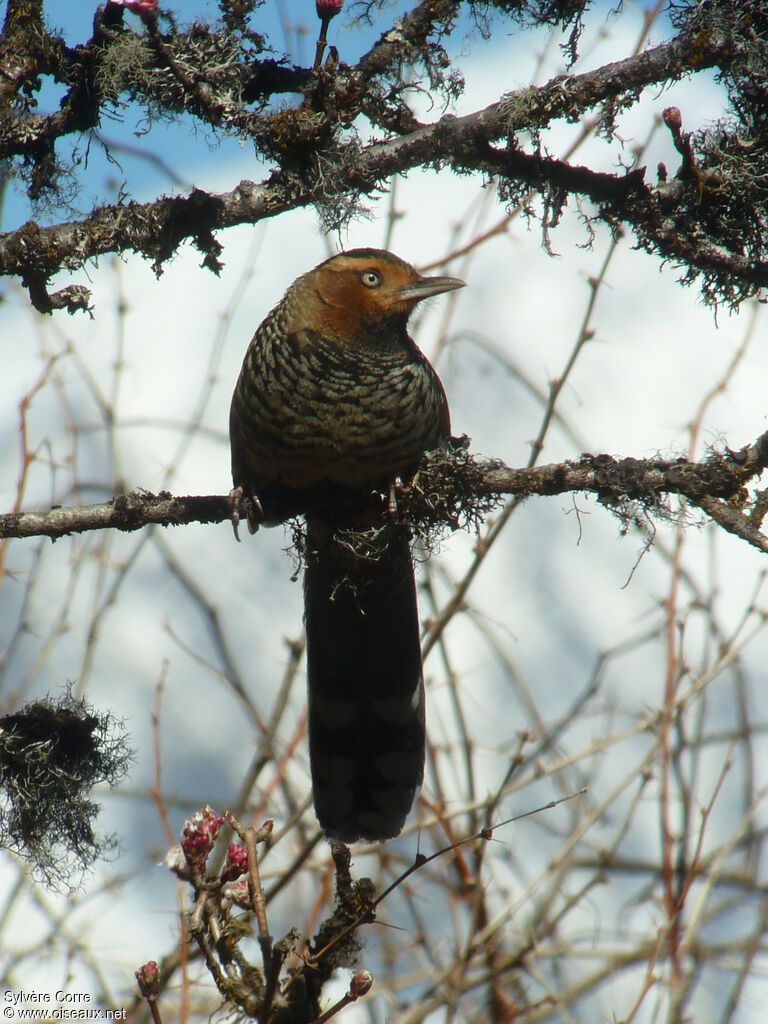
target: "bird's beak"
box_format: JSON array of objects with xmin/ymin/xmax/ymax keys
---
[{"xmin": 398, "ymin": 274, "xmax": 466, "ymax": 303}]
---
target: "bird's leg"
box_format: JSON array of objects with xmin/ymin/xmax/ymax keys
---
[{"xmin": 388, "ymin": 476, "xmax": 405, "ymax": 518}]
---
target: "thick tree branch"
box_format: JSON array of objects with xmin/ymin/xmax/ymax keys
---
[
  {"xmin": 2, "ymin": 436, "xmax": 767, "ymax": 553},
  {"xmin": 0, "ymin": 15, "xmax": 745, "ymax": 312}
]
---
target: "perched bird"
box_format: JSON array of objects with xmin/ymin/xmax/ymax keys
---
[{"xmin": 229, "ymin": 249, "xmax": 464, "ymax": 842}]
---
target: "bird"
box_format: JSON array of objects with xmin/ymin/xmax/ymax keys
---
[{"xmin": 229, "ymin": 248, "xmax": 464, "ymax": 842}]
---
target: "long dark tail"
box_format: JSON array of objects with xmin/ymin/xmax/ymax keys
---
[{"xmin": 304, "ymin": 521, "xmax": 425, "ymax": 842}]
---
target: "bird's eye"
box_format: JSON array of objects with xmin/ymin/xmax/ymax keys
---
[{"xmin": 360, "ymin": 270, "xmax": 382, "ymax": 288}]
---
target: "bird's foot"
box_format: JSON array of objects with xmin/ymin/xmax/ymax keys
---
[
  {"xmin": 448, "ymin": 433, "xmax": 471, "ymax": 451},
  {"xmin": 228, "ymin": 487, "xmax": 264, "ymax": 540}
]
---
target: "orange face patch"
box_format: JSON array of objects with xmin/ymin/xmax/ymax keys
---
[{"xmin": 315, "ymin": 257, "xmax": 422, "ymax": 330}]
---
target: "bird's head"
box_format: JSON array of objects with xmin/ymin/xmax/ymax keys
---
[{"xmin": 291, "ymin": 249, "xmax": 465, "ymax": 348}]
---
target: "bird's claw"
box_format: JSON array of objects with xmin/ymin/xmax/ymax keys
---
[
  {"xmin": 228, "ymin": 487, "xmax": 264, "ymax": 540},
  {"xmin": 248, "ymin": 494, "xmax": 264, "ymax": 533},
  {"xmin": 228, "ymin": 486, "xmax": 245, "ymax": 541}
]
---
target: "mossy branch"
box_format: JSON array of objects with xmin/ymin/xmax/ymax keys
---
[
  {"xmin": 2, "ymin": 434, "xmax": 767, "ymax": 553},
  {"xmin": 1, "ymin": 0, "xmax": 764, "ymax": 312}
]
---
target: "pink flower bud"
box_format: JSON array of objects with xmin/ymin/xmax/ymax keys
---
[
  {"xmin": 350, "ymin": 970, "xmax": 373, "ymax": 999},
  {"xmin": 663, "ymin": 106, "xmax": 682, "ymax": 131},
  {"xmin": 221, "ymin": 843, "xmax": 248, "ymax": 881},
  {"xmin": 181, "ymin": 806, "xmax": 224, "ymax": 870},
  {"xmin": 135, "ymin": 961, "xmax": 160, "ymax": 999},
  {"xmin": 316, "ymin": 0, "xmax": 343, "ymax": 19},
  {"xmin": 224, "ymin": 876, "xmax": 252, "ymax": 910},
  {"xmin": 110, "ymin": 0, "xmax": 157, "ymax": 12}
]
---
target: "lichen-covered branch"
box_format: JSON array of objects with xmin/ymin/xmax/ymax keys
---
[
  {"xmin": 2, "ymin": 434, "xmax": 767, "ymax": 553},
  {"xmin": 0, "ymin": 25, "xmax": 750, "ymax": 307},
  {"xmin": 1, "ymin": 0, "xmax": 766, "ymax": 312}
]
